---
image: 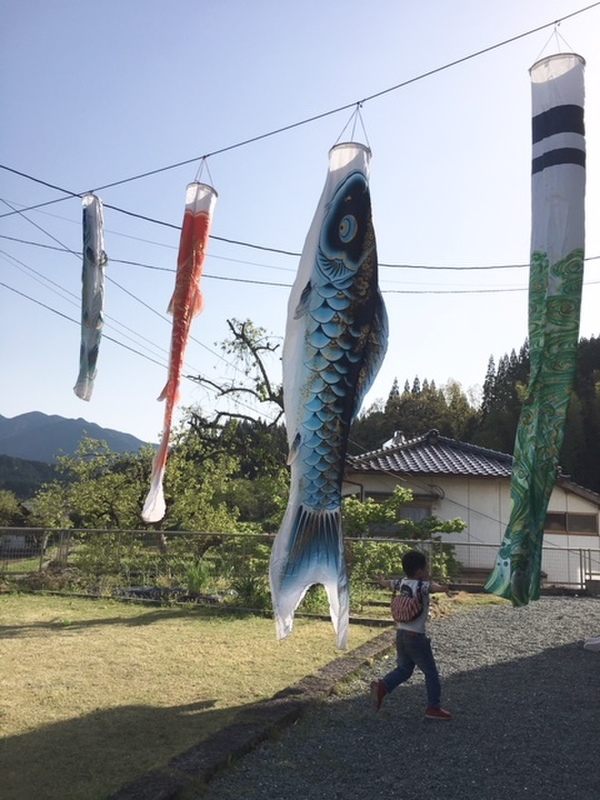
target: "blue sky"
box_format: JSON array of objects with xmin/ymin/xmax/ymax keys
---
[{"xmin": 2, "ymin": 0, "xmax": 600, "ymax": 444}]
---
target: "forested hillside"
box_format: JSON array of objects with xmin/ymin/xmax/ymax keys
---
[
  {"xmin": 4, "ymin": 335, "xmax": 600, "ymax": 518},
  {"xmin": 0, "ymin": 455, "xmax": 58, "ymax": 499},
  {"xmin": 0, "ymin": 412, "xmax": 149, "ymax": 463},
  {"xmin": 350, "ymin": 335, "xmax": 600, "ymax": 494}
]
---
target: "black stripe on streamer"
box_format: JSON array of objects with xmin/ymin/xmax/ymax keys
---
[
  {"xmin": 532, "ymin": 147, "xmax": 586, "ymax": 174},
  {"xmin": 532, "ymin": 104, "xmax": 584, "ymax": 143}
]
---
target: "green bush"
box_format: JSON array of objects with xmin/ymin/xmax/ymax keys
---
[
  {"xmin": 229, "ymin": 574, "xmax": 272, "ymax": 611},
  {"xmin": 185, "ymin": 560, "xmax": 214, "ymax": 595},
  {"xmin": 297, "ymin": 584, "xmax": 330, "ymax": 615}
]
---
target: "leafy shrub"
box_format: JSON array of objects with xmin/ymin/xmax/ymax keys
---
[
  {"xmin": 297, "ymin": 584, "xmax": 330, "ymax": 615},
  {"xmin": 185, "ymin": 560, "xmax": 214, "ymax": 595},
  {"xmin": 229, "ymin": 574, "xmax": 272, "ymax": 611}
]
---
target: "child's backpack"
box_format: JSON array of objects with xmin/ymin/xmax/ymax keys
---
[{"xmin": 390, "ymin": 580, "xmax": 424, "ymax": 623}]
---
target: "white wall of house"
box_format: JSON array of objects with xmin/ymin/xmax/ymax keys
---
[{"xmin": 343, "ymin": 471, "xmax": 600, "ymax": 585}]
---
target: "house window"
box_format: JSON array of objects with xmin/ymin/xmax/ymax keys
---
[
  {"xmin": 545, "ymin": 512, "xmax": 598, "ymax": 535},
  {"xmin": 360, "ymin": 492, "xmax": 433, "ymax": 536},
  {"xmin": 363, "ymin": 492, "xmax": 432, "ymax": 521},
  {"xmin": 401, "ymin": 505, "xmax": 432, "ymax": 523}
]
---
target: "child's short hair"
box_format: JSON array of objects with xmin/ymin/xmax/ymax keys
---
[{"xmin": 402, "ymin": 550, "xmax": 427, "ymax": 578}]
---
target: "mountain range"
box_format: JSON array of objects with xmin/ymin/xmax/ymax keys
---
[{"xmin": 0, "ymin": 412, "xmax": 149, "ymax": 464}]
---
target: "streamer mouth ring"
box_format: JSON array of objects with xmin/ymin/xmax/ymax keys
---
[{"xmin": 530, "ymin": 52, "xmax": 585, "ymax": 81}]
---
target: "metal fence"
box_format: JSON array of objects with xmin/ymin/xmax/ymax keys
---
[
  {"xmin": 1, "ymin": 527, "xmax": 599, "ymax": 593},
  {"xmin": 449, "ymin": 540, "xmax": 600, "ymax": 589}
]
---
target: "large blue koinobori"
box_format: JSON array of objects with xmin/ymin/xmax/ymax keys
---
[{"xmin": 269, "ymin": 142, "xmax": 388, "ymax": 649}]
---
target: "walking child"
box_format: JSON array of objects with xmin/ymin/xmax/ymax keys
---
[{"xmin": 370, "ymin": 549, "xmax": 452, "ymax": 719}]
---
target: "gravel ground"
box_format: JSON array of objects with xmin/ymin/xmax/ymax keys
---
[{"xmin": 200, "ymin": 597, "xmax": 600, "ymax": 800}]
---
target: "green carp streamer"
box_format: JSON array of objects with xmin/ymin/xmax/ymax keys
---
[{"xmin": 485, "ymin": 248, "xmax": 584, "ymax": 604}]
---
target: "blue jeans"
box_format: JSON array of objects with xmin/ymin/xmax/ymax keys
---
[{"xmin": 382, "ymin": 629, "xmax": 442, "ymax": 708}]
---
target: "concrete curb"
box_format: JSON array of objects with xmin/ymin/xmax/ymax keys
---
[{"xmin": 107, "ymin": 627, "xmax": 396, "ymax": 800}]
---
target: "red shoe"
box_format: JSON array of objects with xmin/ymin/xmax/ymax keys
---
[
  {"xmin": 370, "ymin": 680, "xmax": 387, "ymax": 711},
  {"xmin": 425, "ymin": 706, "xmax": 452, "ymax": 720}
]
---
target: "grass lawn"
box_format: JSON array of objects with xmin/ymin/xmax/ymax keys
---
[{"xmin": 0, "ymin": 593, "xmax": 384, "ymax": 800}]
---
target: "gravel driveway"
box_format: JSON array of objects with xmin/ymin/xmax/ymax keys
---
[{"xmin": 201, "ymin": 597, "xmax": 600, "ymax": 800}]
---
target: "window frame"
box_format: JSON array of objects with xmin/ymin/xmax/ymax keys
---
[{"xmin": 544, "ymin": 511, "xmax": 599, "ymax": 536}]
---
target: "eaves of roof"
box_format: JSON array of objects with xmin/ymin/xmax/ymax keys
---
[
  {"xmin": 347, "ymin": 429, "xmax": 600, "ymax": 507},
  {"xmin": 348, "ymin": 429, "xmax": 513, "ymax": 478},
  {"xmin": 557, "ymin": 475, "xmax": 600, "ymax": 506}
]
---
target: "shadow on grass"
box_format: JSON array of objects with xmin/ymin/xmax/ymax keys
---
[
  {"xmin": 4, "ymin": 631, "xmax": 600, "ymax": 800},
  {"xmin": 0, "ymin": 606, "xmax": 242, "ymax": 637},
  {"xmin": 0, "ymin": 696, "xmax": 249, "ymax": 800}
]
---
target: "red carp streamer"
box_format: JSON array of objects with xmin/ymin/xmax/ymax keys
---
[{"xmin": 142, "ymin": 182, "xmax": 217, "ymax": 523}]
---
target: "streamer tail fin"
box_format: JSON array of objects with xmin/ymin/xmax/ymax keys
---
[{"xmin": 269, "ymin": 501, "xmax": 349, "ymax": 649}]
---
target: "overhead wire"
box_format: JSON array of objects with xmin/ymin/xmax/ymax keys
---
[
  {"xmin": 0, "ymin": 279, "xmax": 167, "ymax": 369},
  {"xmin": 4, "ymin": 231, "xmax": 600, "ymax": 295},
  {"xmin": 0, "ymin": 269, "xmax": 282, "ymax": 425},
  {"xmin": 2, "ymin": 3, "xmax": 599, "ymax": 427},
  {"xmin": 0, "ymin": 198, "xmax": 181, "ymax": 361},
  {"xmin": 0, "ymin": 249, "xmax": 171, "ymax": 363},
  {"xmin": 2, "ymin": 194, "xmax": 600, "ymax": 277},
  {"xmin": 1, "ymin": 0, "xmax": 599, "ymax": 222},
  {"xmin": 0, "ymin": 197, "xmax": 226, "ymax": 374},
  {"xmin": 0, "ymin": 197, "xmax": 284, "ymax": 420},
  {"xmin": 6, "ymin": 231, "xmax": 600, "ymax": 282}
]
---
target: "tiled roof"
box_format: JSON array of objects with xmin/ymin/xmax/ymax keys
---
[
  {"xmin": 347, "ymin": 429, "xmax": 600, "ymax": 507},
  {"xmin": 348, "ymin": 429, "xmax": 514, "ymax": 478}
]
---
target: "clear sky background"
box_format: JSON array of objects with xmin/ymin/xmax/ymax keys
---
[{"xmin": 2, "ymin": 0, "xmax": 600, "ymax": 445}]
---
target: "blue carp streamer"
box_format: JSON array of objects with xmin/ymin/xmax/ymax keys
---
[
  {"xmin": 74, "ymin": 195, "xmax": 107, "ymax": 401},
  {"xmin": 269, "ymin": 143, "xmax": 388, "ymax": 648}
]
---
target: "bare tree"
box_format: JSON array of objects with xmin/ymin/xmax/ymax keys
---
[{"xmin": 188, "ymin": 318, "xmax": 284, "ymax": 430}]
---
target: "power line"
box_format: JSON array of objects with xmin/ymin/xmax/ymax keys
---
[
  {"xmin": 1, "ymin": 2, "xmax": 599, "ymax": 217},
  {"xmin": 4, "ymin": 230, "xmax": 600, "ymax": 275},
  {"xmin": 5, "ymin": 232, "xmax": 600, "ymax": 294},
  {"xmin": 0, "ymin": 279, "xmax": 168, "ymax": 368},
  {"xmin": 0, "ymin": 206, "xmax": 278, "ymax": 384},
  {"xmin": 0, "ymin": 198, "xmax": 226, "ymax": 374},
  {"xmin": 0, "ymin": 276, "xmax": 283, "ymax": 425},
  {"xmin": 0, "ymin": 249, "xmax": 172, "ymax": 362}
]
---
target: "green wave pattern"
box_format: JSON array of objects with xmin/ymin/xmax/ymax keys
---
[{"xmin": 485, "ymin": 248, "xmax": 584, "ymax": 605}]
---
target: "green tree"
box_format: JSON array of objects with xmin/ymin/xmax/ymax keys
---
[
  {"xmin": 342, "ymin": 488, "xmax": 466, "ymax": 594},
  {"xmin": 443, "ymin": 379, "xmax": 480, "ymax": 440},
  {"xmin": 559, "ymin": 392, "xmax": 585, "ymax": 480},
  {"xmin": 217, "ymin": 468, "xmax": 289, "ymax": 531},
  {"xmin": 349, "ymin": 399, "xmax": 394, "ymax": 454},
  {"xmin": 160, "ymin": 426, "xmax": 241, "ymax": 533},
  {"xmin": 343, "ymin": 486, "xmax": 414, "ymax": 536},
  {"xmin": 185, "ymin": 318, "xmax": 289, "ymax": 525},
  {"xmin": 385, "ymin": 378, "xmax": 400, "ymax": 409},
  {"xmin": 383, "ymin": 378, "xmax": 477, "ymax": 441},
  {"xmin": 342, "ymin": 486, "xmax": 466, "ymax": 540},
  {"xmin": 0, "ymin": 489, "xmax": 26, "ymax": 526},
  {"xmin": 29, "ymin": 438, "xmax": 152, "ymax": 530},
  {"xmin": 472, "ymin": 346, "xmax": 529, "ymax": 453}
]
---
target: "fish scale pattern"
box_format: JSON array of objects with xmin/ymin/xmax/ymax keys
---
[{"xmin": 298, "ymin": 247, "xmax": 373, "ymax": 512}]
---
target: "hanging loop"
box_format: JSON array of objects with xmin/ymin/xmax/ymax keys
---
[
  {"xmin": 334, "ymin": 102, "xmax": 371, "ymax": 149},
  {"xmin": 194, "ymin": 156, "xmax": 215, "ymax": 187}
]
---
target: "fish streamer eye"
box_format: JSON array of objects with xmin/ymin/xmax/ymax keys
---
[
  {"xmin": 321, "ymin": 172, "xmax": 370, "ymax": 264},
  {"xmin": 338, "ymin": 215, "xmax": 357, "ymax": 242}
]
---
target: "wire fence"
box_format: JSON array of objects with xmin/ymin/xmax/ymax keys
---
[
  {"xmin": 449, "ymin": 541, "xmax": 600, "ymax": 590},
  {"xmin": 1, "ymin": 527, "xmax": 599, "ymax": 597}
]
